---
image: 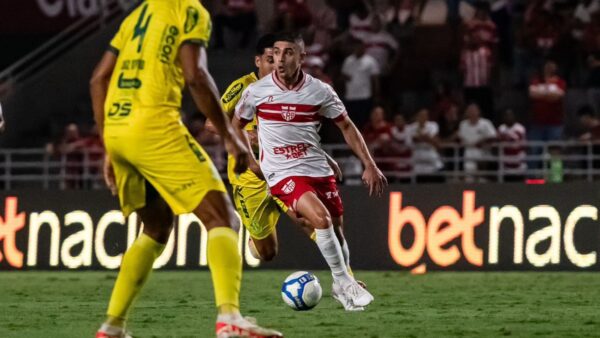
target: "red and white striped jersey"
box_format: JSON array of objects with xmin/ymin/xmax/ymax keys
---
[
  {"xmin": 461, "ymin": 46, "xmax": 493, "ymax": 87},
  {"xmin": 235, "ymin": 71, "xmax": 347, "ymax": 187},
  {"xmin": 498, "ymin": 122, "xmax": 527, "ymax": 171}
]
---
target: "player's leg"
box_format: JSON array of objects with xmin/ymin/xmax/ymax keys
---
[
  {"xmin": 234, "ymin": 184, "xmax": 283, "ymax": 261},
  {"xmin": 295, "ymin": 192, "xmax": 354, "ymax": 285},
  {"xmin": 98, "ymin": 182, "xmax": 173, "ymax": 338},
  {"xmin": 193, "ymin": 190, "xmax": 282, "ymax": 337},
  {"xmin": 248, "ymin": 230, "xmax": 278, "ymax": 261}
]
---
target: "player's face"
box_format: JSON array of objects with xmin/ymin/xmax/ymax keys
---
[
  {"xmin": 256, "ymin": 48, "xmax": 274, "ymax": 78},
  {"xmin": 273, "ymin": 41, "xmax": 304, "ymax": 81}
]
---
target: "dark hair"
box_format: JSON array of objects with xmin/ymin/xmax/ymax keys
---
[
  {"xmin": 578, "ymin": 105, "xmax": 595, "ymax": 118},
  {"xmin": 256, "ymin": 33, "xmax": 276, "ymax": 56},
  {"xmin": 274, "ymin": 31, "xmax": 305, "ymax": 46}
]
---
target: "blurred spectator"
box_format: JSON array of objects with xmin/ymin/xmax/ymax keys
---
[
  {"xmin": 47, "ymin": 123, "xmax": 87, "ymax": 189},
  {"xmin": 362, "ymin": 106, "xmax": 395, "ymax": 170},
  {"xmin": 342, "ymin": 40, "xmax": 380, "ymax": 128},
  {"xmin": 583, "ymin": 10, "xmax": 600, "ymax": 53},
  {"xmin": 381, "ymin": 0, "xmax": 419, "ymax": 38},
  {"xmin": 461, "ymin": 41, "xmax": 494, "ymax": 120},
  {"xmin": 431, "ymin": 82, "xmax": 459, "ymax": 122},
  {"xmin": 358, "ymin": 14, "xmax": 399, "ymax": 71},
  {"xmin": 458, "ymin": 103, "xmax": 497, "ymax": 180},
  {"xmin": 463, "ymin": 1, "xmax": 498, "ymax": 49},
  {"xmin": 349, "ymin": 1, "xmax": 375, "ymax": 40},
  {"xmin": 575, "ymin": 0, "xmax": 600, "ymax": 24},
  {"xmin": 213, "ymin": 0, "xmax": 257, "ymax": 49},
  {"xmin": 275, "ymin": 0, "xmax": 313, "ymax": 32},
  {"xmin": 577, "ymin": 105, "xmax": 600, "ymax": 141},
  {"xmin": 306, "ymin": 0, "xmax": 338, "ymax": 49},
  {"xmin": 390, "ymin": 114, "xmax": 413, "ymax": 174},
  {"xmin": 529, "ymin": 60, "xmax": 566, "ymax": 141},
  {"xmin": 438, "ymin": 103, "xmax": 461, "ymax": 143},
  {"xmin": 523, "ymin": 7, "xmax": 563, "ymax": 72},
  {"xmin": 303, "ymin": 56, "xmax": 333, "ymax": 84},
  {"xmin": 498, "ymin": 109, "xmax": 527, "ymax": 177},
  {"xmin": 586, "ymin": 51, "xmax": 600, "ymax": 114},
  {"xmin": 407, "ymin": 108, "xmax": 443, "ymax": 181}
]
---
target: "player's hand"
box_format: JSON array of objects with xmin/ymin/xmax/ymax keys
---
[
  {"xmin": 362, "ymin": 163, "xmax": 387, "ymax": 197},
  {"xmin": 103, "ymin": 154, "xmax": 117, "ymax": 196},
  {"xmin": 225, "ymin": 136, "xmax": 249, "ymax": 174}
]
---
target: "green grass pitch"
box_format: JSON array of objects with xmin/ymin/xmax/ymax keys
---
[{"xmin": 1, "ymin": 271, "xmax": 599, "ymax": 337}]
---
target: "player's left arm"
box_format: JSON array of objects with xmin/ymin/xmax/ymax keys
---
[{"xmin": 335, "ymin": 115, "xmax": 387, "ymax": 196}]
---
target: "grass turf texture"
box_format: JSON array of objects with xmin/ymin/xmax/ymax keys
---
[{"xmin": 0, "ymin": 271, "xmax": 599, "ymax": 337}]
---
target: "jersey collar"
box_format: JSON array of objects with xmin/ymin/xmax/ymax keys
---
[{"xmin": 272, "ymin": 70, "xmax": 306, "ymax": 92}]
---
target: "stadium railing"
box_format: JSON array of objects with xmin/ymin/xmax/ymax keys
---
[{"xmin": 1, "ymin": 140, "xmax": 600, "ymax": 190}]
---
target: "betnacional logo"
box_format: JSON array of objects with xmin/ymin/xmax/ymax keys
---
[
  {"xmin": 389, "ymin": 190, "xmax": 599, "ymax": 271},
  {"xmin": 0, "ymin": 197, "xmax": 260, "ymax": 270}
]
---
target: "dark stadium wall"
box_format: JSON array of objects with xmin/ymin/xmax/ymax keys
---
[{"xmin": 1, "ymin": 183, "xmax": 599, "ymax": 271}]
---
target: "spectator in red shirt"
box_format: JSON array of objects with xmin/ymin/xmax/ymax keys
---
[
  {"xmin": 362, "ymin": 105, "xmax": 392, "ymax": 146},
  {"xmin": 213, "ymin": 0, "xmax": 257, "ymax": 49},
  {"xmin": 528, "ymin": 60, "xmax": 566, "ymax": 141},
  {"xmin": 274, "ymin": 0, "xmax": 313, "ymax": 32},
  {"xmin": 362, "ymin": 106, "xmax": 397, "ymax": 171}
]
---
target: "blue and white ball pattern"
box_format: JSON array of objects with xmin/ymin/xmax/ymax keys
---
[{"xmin": 281, "ymin": 271, "xmax": 322, "ymax": 311}]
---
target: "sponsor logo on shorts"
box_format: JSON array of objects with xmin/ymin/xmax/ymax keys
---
[
  {"xmin": 282, "ymin": 179, "xmax": 296, "ymax": 194},
  {"xmin": 273, "ymin": 143, "xmax": 312, "ymax": 160},
  {"xmin": 325, "ymin": 191, "xmax": 339, "ymax": 199}
]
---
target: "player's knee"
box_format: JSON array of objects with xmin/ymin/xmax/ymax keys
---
[{"xmin": 311, "ymin": 213, "xmax": 332, "ymax": 230}]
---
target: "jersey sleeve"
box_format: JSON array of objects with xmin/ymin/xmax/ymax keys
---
[
  {"xmin": 234, "ymin": 86, "xmax": 256, "ymax": 126},
  {"xmin": 179, "ymin": 1, "xmax": 212, "ymax": 47},
  {"xmin": 319, "ymin": 84, "xmax": 347, "ymax": 122},
  {"xmin": 221, "ymin": 80, "xmax": 246, "ymax": 117},
  {"xmin": 108, "ymin": 21, "xmax": 128, "ymax": 55}
]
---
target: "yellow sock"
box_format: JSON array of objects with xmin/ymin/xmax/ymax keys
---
[
  {"xmin": 106, "ymin": 234, "xmax": 165, "ymax": 322},
  {"xmin": 207, "ymin": 227, "xmax": 242, "ymax": 314}
]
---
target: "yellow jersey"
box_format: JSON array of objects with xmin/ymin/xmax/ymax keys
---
[
  {"xmin": 221, "ymin": 72, "xmax": 263, "ymax": 188},
  {"xmin": 104, "ymin": 0, "xmax": 211, "ymax": 135}
]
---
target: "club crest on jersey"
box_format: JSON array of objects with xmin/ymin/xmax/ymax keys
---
[
  {"xmin": 281, "ymin": 105, "xmax": 296, "ymax": 121},
  {"xmin": 282, "ymin": 179, "xmax": 296, "ymax": 194}
]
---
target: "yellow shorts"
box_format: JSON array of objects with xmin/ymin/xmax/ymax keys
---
[
  {"xmin": 232, "ymin": 181, "xmax": 287, "ymax": 240},
  {"xmin": 104, "ymin": 123, "xmax": 226, "ymax": 216}
]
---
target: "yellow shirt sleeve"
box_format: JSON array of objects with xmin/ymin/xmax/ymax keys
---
[
  {"xmin": 179, "ymin": 0, "xmax": 212, "ymax": 47},
  {"xmin": 221, "ymin": 80, "xmax": 246, "ymax": 118},
  {"xmin": 108, "ymin": 20, "xmax": 128, "ymax": 54}
]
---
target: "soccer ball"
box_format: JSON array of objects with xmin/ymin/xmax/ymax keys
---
[{"xmin": 281, "ymin": 271, "xmax": 322, "ymax": 311}]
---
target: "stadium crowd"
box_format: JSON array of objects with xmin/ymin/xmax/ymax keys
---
[{"xmin": 45, "ymin": 0, "xmax": 600, "ymax": 186}]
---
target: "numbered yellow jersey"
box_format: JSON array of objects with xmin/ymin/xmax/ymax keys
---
[
  {"xmin": 103, "ymin": 0, "xmax": 225, "ymax": 217},
  {"xmin": 220, "ymin": 72, "xmax": 263, "ymax": 188},
  {"xmin": 105, "ymin": 0, "xmax": 211, "ymax": 134}
]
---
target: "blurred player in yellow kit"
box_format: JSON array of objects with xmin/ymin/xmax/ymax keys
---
[
  {"xmin": 213, "ymin": 34, "xmax": 344, "ymax": 262},
  {"xmin": 89, "ymin": 1, "xmax": 282, "ymax": 337}
]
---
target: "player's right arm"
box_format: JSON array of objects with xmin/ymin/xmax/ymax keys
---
[
  {"xmin": 90, "ymin": 50, "xmax": 118, "ymax": 195},
  {"xmin": 179, "ymin": 44, "xmax": 249, "ymax": 174},
  {"xmin": 232, "ymin": 87, "xmax": 263, "ymax": 179}
]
